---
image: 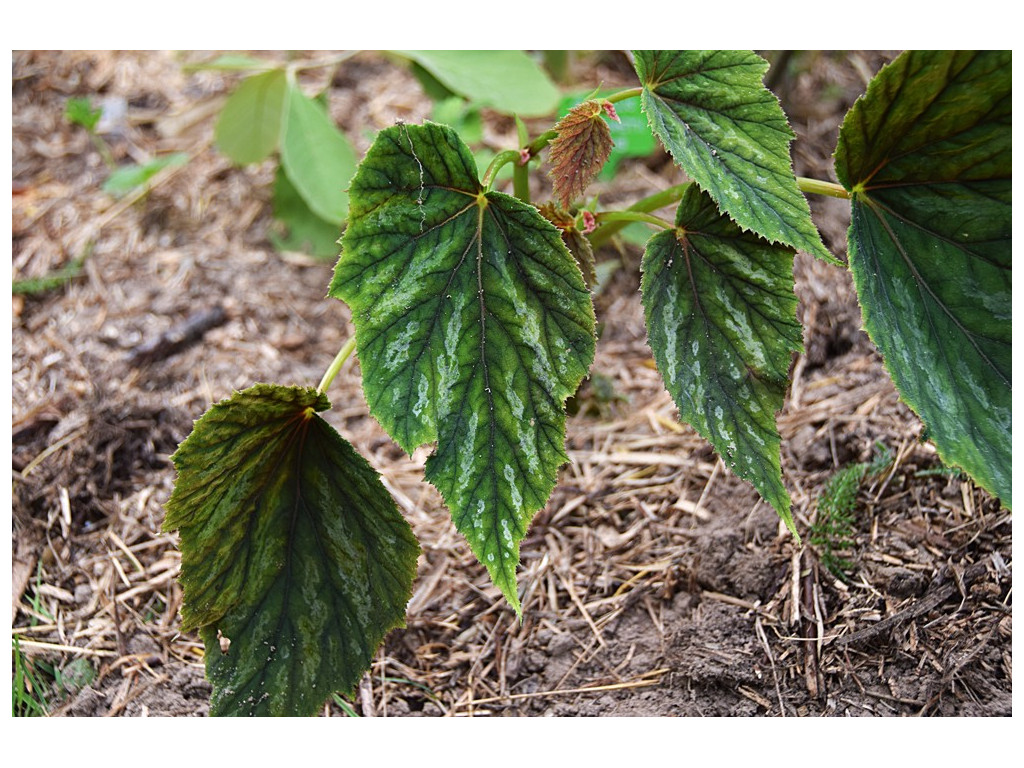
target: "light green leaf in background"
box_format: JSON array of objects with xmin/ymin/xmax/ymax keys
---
[
  {"xmin": 280, "ymin": 84, "xmax": 357, "ymax": 225},
  {"xmin": 187, "ymin": 53, "xmax": 276, "ymax": 72},
  {"xmin": 835, "ymin": 50, "xmax": 1011, "ymax": 506},
  {"xmin": 633, "ymin": 50, "xmax": 833, "ymax": 263},
  {"xmin": 102, "ymin": 153, "xmax": 189, "ymax": 197},
  {"xmin": 394, "ymin": 51, "xmax": 561, "ymax": 117},
  {"xmin": 163, "ymin": 384, "xmax": 419, "ymax": 716},
  {"xmin": 269, "ymin": 166, "xmax": 343, "ymax": 258},
  {"xmin": 214, "ymin": 69, "xmax": 288, "ymax": 165},
  {"xmin": 330, "ymin": 122, "xmax": 595, "ymax": 614},
  {"xmin": 642, "ymin": 184, "xmax": 802, "ymax": 533}
]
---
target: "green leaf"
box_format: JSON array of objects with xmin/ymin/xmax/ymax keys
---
[
  {"xmin": 394, "ymin": 51, "xmax": 561, "ymax": 117},
  {"xmin": 432, "ymin": 97, "xmax": 483, "ymax": 146},
  {"xmin": 214, "ymin": 69, "xmax": 288, "ymax": 165},
  {"xmin": 269, "ymin": 167, "xmax": 343, "ymax": 258},
  {"xmin": 641, "ymin": 184, "xmax": 802, "ymax": 533},
  {"xmin": 634, "ymin": 50, "xmax": 833, "ymax": 263},
  {"xmin": 101, "ymin": 153, "xmax": 189, "ymax": 196},
  {"xmin": 835, "ymin": 50, "xmax": 1011, "ymax": 506},
  {"xmin": 186, "ymin": 53, "xmax": 276, "ymax": 72},
  {"xmin": 280, "ymin": 84, "xmax": 356, "ymax": 225},
  {"xmin": 163, "ymin": 384, "xmax": 419, "ymax": 716},
  {"xmin": 330, "ymin": 122, "xmax": 595, "ymax": 614},
  {"xmin": 65, "ymin": 97, "xmax": 102, "ymax": 132}
]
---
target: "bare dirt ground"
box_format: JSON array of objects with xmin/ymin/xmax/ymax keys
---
[{"xmin": 11, "ymin": 50, "xmax": 1011, "ymax": 717}]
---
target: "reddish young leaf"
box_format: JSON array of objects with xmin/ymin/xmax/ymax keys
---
[
  {"xmin": 538, "ymin": 202, "xmax": 597, "ymax": 289},
  {"xmin": 548, "ymin": 100, "xmax": 614, "ymax": 208}
]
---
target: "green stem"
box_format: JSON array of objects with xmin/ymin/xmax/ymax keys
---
[
  {"xmin": 90, "ymin": 133, "xmax": 116, "ymax": 170},
  {"xmin": 605, "ymin": 86, "xmax": 643, "ymax": 104},
  {"xmin": 317, "ymin": 336, "xmax": 357, "ymax": 396},
  {"xmin": 595, "ymin": 210, "xmax": 675, "ymax": 230},
  {"xmin": 482, "ymin": 150, "xmax": 521, "ymax": 190},
  {"xmin": 588, "ymin": 182, "xmax": 691, "ymax": 248},
  {"xmin": 513, "ymin": 162, "xmax": 530, "ymax": 203},
  {"xmin": 798, "ymin": 176, "xmax": 850, "ymax": 199},
  {"xmin": 526, "ymin": 130, "xmax": 558, "ymax": 156}
]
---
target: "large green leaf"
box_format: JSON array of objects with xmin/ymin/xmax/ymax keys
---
[
  {"xmin": 163, "ymin": 384, "xmax": 419, "ymax": 716},
  {"xmin": 394, "ymin": 51, "xmax": 561, "ymax": 117},
  {"xmin": 642, "ymin": 184, "xmax": 801, "ymax": 532},
  {"xmin": 330, "ymin": 122, "xmax": 595, "ymax": 614},
  {"xmin": 835, "ymin": 50, "xmax": 1011, "ymax": 506},
  {"xmin": 633, "ymin": 50, "xmax": 833, "ymax": 263},
  {"xmin": 280, "ymin": 84, "xmax": 356, "ymax": 225},
  {"xmin": 215, "ymin": 69, "xmax": 288, "ymax": 165}
]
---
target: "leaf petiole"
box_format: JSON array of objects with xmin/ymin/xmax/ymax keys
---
[
  {"xmin": 604, "ymin": 86, "xmax": 643, "ymax": 104},
  {"xmin": 588, "ymin": 182, "xmax": 691, "ymax": 248},
  {"xmin": 317, "ymin": 336, "xmax": 357, "ymax": 396},
  {"xmin": 797, "ymin": 176, "xmax": 850, "ymax": 199},
  {"xmin": 482, "ymin": 150, "xmax": 521, "ymax": 190},
  {"xmin": 595, "ymin": 210, "xmax": 675, "ymax": 230}
]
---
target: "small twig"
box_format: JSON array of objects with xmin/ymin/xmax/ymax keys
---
[
  {"xmin": 755, "ymin": 616, "xmax": 786, "ymax": 717},
  {"xmin": 359, "ymin": 673, "xmax": 376, "ymax": 717},
  {"xmin": 127, "ymin": 304, "xmax": 228, "ymax": 366},
  {"xmin": 834, "ymin": 560, "xmax": 992, "ymax": 648}
]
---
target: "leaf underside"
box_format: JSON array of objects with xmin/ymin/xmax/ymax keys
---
[
  {"xmin": 835, "ymin": 50, "xmax": 1011, "ymax": 506},
  {"xmin": 163, "ymin": 384, "xmax": 419, "ymax": 716},
  {"xmin": 331, "ymin": 122, "xmax": 596, "ymax": 615},
  {"xmin": 641, "ymin": 184, "xmax": 802, "ymax": 532},
  {"xmin": 633, "ymin": 50, "xmax": 832, "ymax": 263}
]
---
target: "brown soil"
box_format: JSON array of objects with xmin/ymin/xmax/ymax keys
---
[{"xmin": 11, "ymin": 50, "xmax": 1011, "ymax": 717}]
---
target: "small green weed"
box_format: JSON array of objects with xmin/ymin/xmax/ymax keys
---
[
  {"xmin": 12, "ymin": 637, "xmax": 50, "ymax": 717},
  {"xmin": 810, "ymin": 443, "xmax": 893, "ymax": 580}
]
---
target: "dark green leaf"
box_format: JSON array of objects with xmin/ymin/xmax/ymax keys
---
[
  {"xmin": 215, "ymin": 69, "xmax": 288, "ymax": 165},
  {"xmin": 634, "ymin": 50, "xmax": 832, "ymax": 263},
  {"xmin": 101, "ymin": 153, "xmax": 189, "ymax": 196},
  {"xmin": 835, "ymin": 50, "xmax": 1011, "ymax": 506},
  {"xmin": 641, "ymin": 184, "xmax": 802, "ymax": 532},
  {"xmin": 330, "ymin": 122, "xmax": 595, "ymax": 614},
  {"xmin": 280, "ymin": 84, "xmax": 356, "ymax": 225},
  {"xmin": 163, "ymin": 384, "xmax": 419, "ymax": 716},
  {"xmin": 269, "ymin": 167, "xmax": 343, "ymax": 258},
  {"xmin": 394, "ymin": 51, "xmax": 561, "ymax": 117}
]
